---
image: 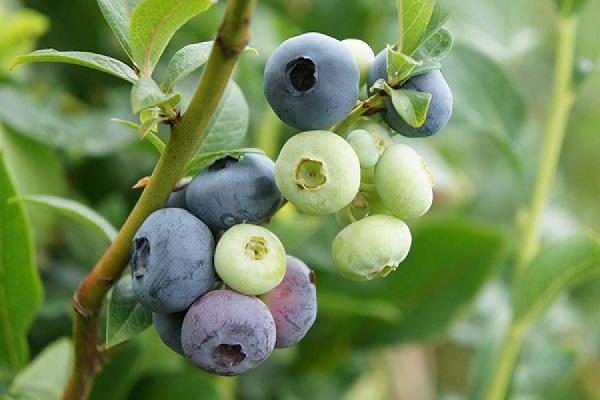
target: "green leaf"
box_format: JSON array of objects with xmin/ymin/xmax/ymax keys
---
[
  {"xmin": 397, "ymin": 0, "xmax": 435, "ymax": 55},
  {"xmin": 513, "ymin": 232, "xmax": 600, "ymax": 327},
  {"xmin": 183, "ymin": 148, "xmax": 264, "ymax": 177},
  {"xmin": 413, "ymin": 27, "xmax": 454, "ymax": 64},
  {"xmin": 194, "ymin": 81, "xmax": 249, "ymax": 155},
  {"xmin": 421, "ymin": 3, "xmax": 450, "ymax": 44},
  {"xmin": 382, "ymin": 83, "xmax": 432, "ymax": 128},
  {"xmin": 0, "ymin": 87, "xmax": 136, "ymax": 156},
  {"xmin": 443, "ymin": 43, "xmax": 526, "ymax": 138},
  {"xmin": 6, "ymin": 338, "xmax": 72, "ymax": 400},
  {"xmin": 16, "ymin": 195, "xmax": 117, "ymax": 242},
  {"xmin": 138, "ymin": 117, "xmax": 165, "ymax": 139},
  {"xmin": 128, "ymin": 0, "xmax": 215, "ymax": 74},
  {"xmin": 97, "ymin": 0, "xmax": 142, "ymax": 60},
  {"xmin": 554, "ymin": 0, "xmax": 587, "ymax": 15},
  {"xmin": 386, "ymin": 46, "xmax": 420, "ymax": 85},
  {"xmin": 111, "ymin": 118, "xmax": 140, "ymax": 131},
  {"xmin": 106, "ymin": 275, "xmax": 152, "ymax": 348},
  {"xmin": 299, "ymin": 218, "xmax": 506, "ymax": 369},
  {"xmin": 10, "ymin": 50, "xmax": 138, "ymax": 83},
  {"xmin": 161, "ymin": 41, "xmax": 213, "ymax": 91},
  {"xmin": 0, "ymin": 9, "xmax": 48, "ymax": 78},
  {"xmin": 0, "ymin": 152, "xmax": 42, "ymax": 372},
  {"xmin": 131, "ymin": 77, "xmax": 180, "ymax": 113}
]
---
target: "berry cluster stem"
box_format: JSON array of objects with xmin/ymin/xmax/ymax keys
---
[
  {"xmin": 485, "ymin": 13, "xmax": 578, "ymax": 400},
  {"xmin": 331, "ymin": 93, "xmax": 386, "ymax": 135},
  {"xmin": 64, "ymin": 1, "xmax": 257, "ymax": 398}
]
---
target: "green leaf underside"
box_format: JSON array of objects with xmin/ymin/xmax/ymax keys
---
[
  {"xmin": 7, "ymin": 338, "xmax": 72, "ymax": 400},
  {"xmin": 131, "ymin": 77, "xmax": 180, "ymax": 113},
  {"xmin": 398, "ymin": 0, "xmax": 435, "ymax": 55},
  {"xmin": 0, "ymin": 153, "xmax": 42, "ymax": 372},
  {"xmin": 298, "ymin": 218, "xmax": 506, "ymax": 368},
  {"xmin": 0, "ymin": 87, "xmax": 136, "ymax": 155},
  {"xmin": 106, "ymin": 275, "xmax": 152, "ymax": 348},
  {"xmin": 11, "ymin": 49, "xmax": 138, "ymax": 83},
  {"xmin": 16, "ymin": 195, "xmax": 117, "ymax": 242},
  {"xmin": 386, "ymin": 46, "xmax": 420, "ymax": 85},
  {"xmin": 161, "ymin": 41, "xmax": 213, "ymax": 91},
  {"xmin": 383, "ymin": 83, "xmax": 432, "ymax": 128},
  {"xmin": 413, "ymin": 27, "xmax": 454, "ymax": 64},
  {"xmin": 443, "ymin": 44, "xmax": 526, "ymax": 139},
  {"xmin": 194, "ymin": 81, "xmax": 249, "ymax": 154},
  {"xmin": 97, "ymin": 0, "xmax": 142, "ymax": 59},
  {"xmin": 128, "ymin": 0, "xmax": 215, "ymax": 74},
  {"xmin": 138, "ymin": 117, "xmax": 165, "ymax": 139},
  {"xmin": 184, "ymin": 148, "xmax": 265, "ymax": 177},
  {"xmin": 514, "ymin": 232, "xmax": 600, "ymax": 326}
]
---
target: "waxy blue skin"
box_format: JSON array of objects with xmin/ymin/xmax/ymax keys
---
[
  {"xmin": 186, "ymin": 154, "xmax": 283, "ymax": 232},
  {"xmin": 264, "ymin": 32, "xmax": 360, "ymax": 130},
  {"xmin": 131, "ymin": 208, "xmax": 215, "ymax": 314},
  {"xmin": 261, "ymin": 256, "xmax": 317, "ymax": 348},
  {"xmin": 181, "ymin": 290, "xmax": 276, "ymax": 376},
  {"xmin": 153, "ymin": 311, "xmax": 185, "ymax": 355},
  {"xmin": 368, "ymin": 49, "xmax": 453, "ymax": 137},
  {"xmin": 166, "ymin": 186, "xmax": 188, "ymax": 210}
]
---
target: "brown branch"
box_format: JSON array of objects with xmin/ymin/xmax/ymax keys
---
[{"xmin": 64, "ymin": 1, "xmax": 257, "ymax": 398}]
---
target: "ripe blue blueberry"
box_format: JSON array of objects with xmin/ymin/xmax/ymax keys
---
[
  {"xmin": 153, "ymin": 311, "xmax": 185, "ymax": 355},
  {"xmin": 261, "ymin": 256, "xmax": 317, "ymax": 348},
  {"xmin": 368, "ymin": 48, "xmax": 453, "ymax": 137},
  {"xmin": 166, "ymin": 186, "xmax": 188, "ymax": 210},
  {"xmin": 263, "ymin": 32, "xmax": 360, "ymax": 130},
  {"xmin": 181, "ymin": 290, "xmax": 276, "ymax": 376},
  {"xmin": 186, "ymin": 154, "xmax": 283, "ymax": 231},
  {"xmin": 131, "ymin": 208, "xmax": 215, "ymax": 313}
]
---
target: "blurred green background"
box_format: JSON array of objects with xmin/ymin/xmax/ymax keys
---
[{"xmin": 1, "ymin": 0, "xmax": 600, "ymax": 398}]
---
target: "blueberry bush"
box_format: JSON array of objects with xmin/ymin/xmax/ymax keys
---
[{"xmin": 1, "ymin": 0, "xmax": 600, "ymax": 398}]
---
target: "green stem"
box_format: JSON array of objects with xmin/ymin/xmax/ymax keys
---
[
  {"xmin": 483, "ymin": 13, "xmax": 579, "ymax": 400},
  {"xmin": 485, "ymin": 324, "xmax": 526, "ymax": 400},
  {"xmin": 514, "ymin": 15, "xmax": 578, "ymax": 276},
  {"xmin": 331, "ymin": 93, "xmax": 386, "ymax": 135},
  {"xmin": 64, "ymin": 1, "xmax": 256, "ymax": 399}
]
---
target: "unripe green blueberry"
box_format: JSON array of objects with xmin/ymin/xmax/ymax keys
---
[
  {"xmin": 215, "ymin": 224, "xmax": 286, "ymax": 295},
  {"xmin": 375, "ymin": 144, "xmax": 434, "ymax": 219},
  {"xmin": 342, "ymin": 39, "xmax": 375, "ymax": 86},
  {"xmin": 347, "ymin": 129, "xmax": 387, "ymax": 169},
  {"xmin": 275, "ymin": 130, "xmax": 361, "ymax": 215},
  {"xmin": 335, "ymin": 191, "xmax": 390, "ymax": 228},
  {"xmin": 332, "ymin": 215, "xmax": 412, "ymax": 281}
]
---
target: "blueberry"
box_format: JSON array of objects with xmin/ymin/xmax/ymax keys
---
[
  {"xmin": 341, "ymin": 39, "xmax": 375, "ymax": 86},
  {"xmin": 181, "ymin": 290, "xmax": 276, "ymax": 376},
  {"xmin": 166, "ymin": 186, "xmax": 188, "ymax": 209},
  {"xmin": 214, "ymin": 224, "xmax": 286, "ymax": 296},
  {"xmin": 346, "ymin": 128, "xmax": 391, "ymax": 169},
  {"xmin": 275, "ymin": 130, "xmax": 361, "ymax": 215},
  {"xmin": 261, "ymin": 256, "xmax": 317, "ymax": 348},
  {"xmin": 332, "ymin": 214, "xmax": 412, "ymax": 281},
  {"xmin": 368, "ymin": 48, "xmax": 453, "ymax": 137},
  {"xmin": 264, "ymin": 32, "xmax": 360, "ymax": 130},
  {"xmin": 186, "ymin": 154, "xmax": 283, "ymax": 231},
  {"xmin": 131, "ymin": 208, "xmax": 215, "ymax": 313},
  {"xmin": 153, "ymin": 311, "xmax": 185, "ymax": 355},
  {"xmin": 375, "ymin": 144, "xmax": 434, "ymax": 219}
]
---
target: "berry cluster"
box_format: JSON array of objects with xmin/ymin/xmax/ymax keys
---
[
  {"xmin": 264, "ymin": 33, "xmax": 453, "ymax": 281},
  {"xmin": 131, "ymin": 153, "xmax": 317, "ymax": 376}
]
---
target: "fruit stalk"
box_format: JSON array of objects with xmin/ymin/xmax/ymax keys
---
[
  {"xmin": 484, "ymin": 13, "xmax": 578, "ymax": 400},
  {"xmin": 331, "ymin": 93, "xmax": 386, "ymax": 135},
  {"xmin": 64, "ymin": 0, "xmax": 257, "ymax": 398},
  {"xmin": 514, "ymin": 14, "xmax": 578, "ymax": 276}
]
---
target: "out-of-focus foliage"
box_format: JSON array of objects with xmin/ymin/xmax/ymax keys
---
[{"xmin": 0, "ymin": 0, "xmax": 598, "ymax": 398}]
